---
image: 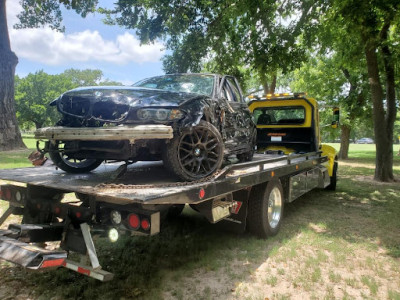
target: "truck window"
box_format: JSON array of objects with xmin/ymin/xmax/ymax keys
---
[{"xmin": 254, "ymin": 106, "xmax": 305, "ymax": 125}]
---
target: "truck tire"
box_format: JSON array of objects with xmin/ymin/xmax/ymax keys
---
[
  {"xmin": 163, "ymin": 120, "xmax": 224, "ymax": 181},
  {"xmin": 247, "ymin": 179, "xmax": 284, "ymax": 238},
  {"xmin": 325, "ymin": 161, "xmax": 338, "ymax": 191},
  {"xmin": 49, "ymin": 141, "xmax": 103, "ymax": 173}
]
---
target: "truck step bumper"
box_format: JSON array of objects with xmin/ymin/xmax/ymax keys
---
[{"xmin": 0, "ymin": 229, "xmax": 66, "ymax": 269}]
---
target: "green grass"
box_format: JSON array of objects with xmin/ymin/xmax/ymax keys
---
[
  {"xmin": 0, "ymin": 135, "xmax": 37, "ymax": 169},
  {"xmin": 0, "ymin": 142, "xmax": 400, "ymax": 299}
]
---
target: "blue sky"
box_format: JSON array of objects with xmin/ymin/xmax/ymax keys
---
[{"xmin": 7, "ymin": 1, "xmax": 165, "ymax": 85}]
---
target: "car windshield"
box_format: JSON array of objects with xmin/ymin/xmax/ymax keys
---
[{"xmin": 133, "ymin": 74, "xmax": 215, "ymax": 96}]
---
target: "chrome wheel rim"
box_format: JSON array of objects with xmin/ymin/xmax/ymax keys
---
[
  {"xmin": 178, "ymin": 127, "xmax": 221, "ymax": 178},
  {"xmin": 267, "ymin": 187, "xmax": 282, "ymax": 228}
]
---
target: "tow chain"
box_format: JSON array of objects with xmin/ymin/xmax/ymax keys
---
[{"xmin": 96, "ymin": 170, "xmax": 225, "ymax": 190}]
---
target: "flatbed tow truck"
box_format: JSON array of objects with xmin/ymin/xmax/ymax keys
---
[{"xmin": 0, "ymin": 93, "xmax": 338, "ymax": 281}]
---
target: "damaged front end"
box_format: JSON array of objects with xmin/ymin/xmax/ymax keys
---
[{"xmin": 35, "ymin": 83, "xmax": 212, "ymax": 174}]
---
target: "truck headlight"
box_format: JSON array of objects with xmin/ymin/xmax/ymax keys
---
[{"xmin": 136, "ymin": 109, "xmax": 183, "ymax": 121}]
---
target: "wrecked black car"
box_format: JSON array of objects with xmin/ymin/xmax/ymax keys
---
[{"xmin": 35, "ymin": 73, "xmax": 256, "ymax": 181}]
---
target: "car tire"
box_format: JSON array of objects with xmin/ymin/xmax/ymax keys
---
[
  {"xmin": 163, "ymin": 120, "xmax": 224, "ymax": 181},
  {"xmin": 49, "ymin": 141, "xmax": 103, "ymax": 173},
  {"xmin": 325, "ymin": 161, "xmax": 338, "ymax": 191},
  {"xmin": 247, "ymin": 179, "xmax": 284, "ymax": 238}
]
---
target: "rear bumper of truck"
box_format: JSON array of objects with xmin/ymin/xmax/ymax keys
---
[{"xmin": 34, "ymin": 125, "xmax": 174, "ymax": 143}]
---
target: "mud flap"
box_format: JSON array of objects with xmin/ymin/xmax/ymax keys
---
[{"xmin": 215, "ymin": 189, "xmax": 249, "ymax": 234}]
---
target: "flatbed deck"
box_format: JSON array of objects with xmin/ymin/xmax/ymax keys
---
[{"xmin": 0, "ymin": 153, "xmax": 327, "ymax": 205}]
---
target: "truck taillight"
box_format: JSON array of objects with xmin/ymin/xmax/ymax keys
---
[
  {"xmin": 0, "ymin": 185, "xmax": 27, "ymax": 203},
  {"xmin": 141, "ymin": 218, "xmax": 150, "ymax": 231},
  {"xmin": 128, "ymin": 213, "xmax": 140, "ymax": 229},
  {"xmin": 4, "ymin": 188, "xmax": 11, "ymax": 200}
]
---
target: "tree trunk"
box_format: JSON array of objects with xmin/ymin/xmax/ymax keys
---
[
  {"xmin": 379, "ymin": 20, "xmax": 397, "ymax": 181},
  {"xmin": 363, "ymin": 36, "xmax": 393, "ymax": 181},
  {"xmin": 0, "ymin": 0, "xmax": 25, "ymax": 150},
  {"xmin": 261, "ymin": 73, "xmax": 277, "ymax": 94},
  {"xmin": 339, "ymin": 125, "xmax": 350, "ymax": 159},
  {"xmin": 34, "ymin": 121, "xmax": 43, "ymax": 129}
]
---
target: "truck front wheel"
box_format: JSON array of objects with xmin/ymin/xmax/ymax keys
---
[
  {"xmin": 247, "ymin": 179, "xmax": 284, "ymax": 238},
  {"xmin": 325, "ymin": 161, "xmax": 338, "ymax": 191}
]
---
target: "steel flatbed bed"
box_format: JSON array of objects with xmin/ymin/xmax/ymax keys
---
[{"xmin": 0, "ymin": 152, "xmax": 327, "ymax": 205}]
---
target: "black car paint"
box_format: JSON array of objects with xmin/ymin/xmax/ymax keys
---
[{"xmin": 50, "ymin": 74, "xmax": 255, "ymax": 159}]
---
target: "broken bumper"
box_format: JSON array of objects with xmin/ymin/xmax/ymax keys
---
[{"xmin": 35, "ymin": 125, "xmax": 174, "ymax": 143}]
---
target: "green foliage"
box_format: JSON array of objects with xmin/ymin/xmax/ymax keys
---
[
  {"xmin": 14, "ymin": 70, "xmax": 72, "ymax": 129},
  {"xmin": 14, "ymin": 69, "xmax": 121, "ymax": 130},
  {"xmin": 15, "ymin": 0, "xmax": 98, "ymax": 32},
  {"xmin": 62, "ymin": 68, "xmax": 103, "ymax": 86},
  {"xmin": 100, "ymin": 1, "xmax": 315, "ymax": 90},
  {"xmin": 287, "ymin": 54, "xmax": 373, "ymax": 142}
]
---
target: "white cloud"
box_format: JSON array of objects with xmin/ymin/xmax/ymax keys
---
[{"xmin": 7, "ymin": 2, "xmax": 164, "ymax": 66}]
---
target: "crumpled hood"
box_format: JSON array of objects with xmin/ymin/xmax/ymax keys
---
[{"xmin": 56, "ymin": 86, "xmax": 203, "ymax": 107}]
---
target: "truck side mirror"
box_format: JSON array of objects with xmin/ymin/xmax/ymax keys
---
[{"xmin": 331, "ymin": 107, "xmax": 339, "ymax": 129}]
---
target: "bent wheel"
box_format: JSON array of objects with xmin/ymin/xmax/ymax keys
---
[
  {"xmin": 247, "ymin": 179, "xmax": 284, "ymax": 238},
  {"xmin": 49, "ymin": 141, "xmax": 103, "ymax": 173},
  {"xmin": 164, "ymin": 120, "xmax": 224, "ymax": 181}
]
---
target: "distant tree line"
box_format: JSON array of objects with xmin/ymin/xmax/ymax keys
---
[{"xmin": 15, "ymin": 68, "xmax": 122, "ymax": 130}]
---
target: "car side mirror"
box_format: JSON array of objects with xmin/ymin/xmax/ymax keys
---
[{"xmin": 331, "ymin": 107, "xmax": 339, "ymax": 129}]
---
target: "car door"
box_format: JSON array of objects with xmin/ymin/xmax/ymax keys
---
[{"xmin": 219, "ymin": 76, "xmax": 253, "ymax": 150}]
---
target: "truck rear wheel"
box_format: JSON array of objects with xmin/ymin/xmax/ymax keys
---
[{"xmin": 247, "ymin": 179, "xmax": 284, "ymax": 238}]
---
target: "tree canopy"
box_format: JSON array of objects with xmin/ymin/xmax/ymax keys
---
[{"xmin": 101, "ymin": 0, "xmax": 315, "ymax": 93}]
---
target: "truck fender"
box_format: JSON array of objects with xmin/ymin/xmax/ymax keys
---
[{"xmin": 320, "ymin": 144, "xmax": 338, "ymax": 177}]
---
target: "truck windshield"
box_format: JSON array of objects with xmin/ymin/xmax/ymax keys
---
[
  {"xmin": 254, "ymin": 106, "xmax": 305, "ymax": 125},
  {"xmin": 133, "ymin": 74, "xmax": 215, "ymax": 96}
]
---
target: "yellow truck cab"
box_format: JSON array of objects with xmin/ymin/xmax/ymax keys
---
[{"xmin": 248, "ymin": 93, "xmax": 338, "ymax": 190}]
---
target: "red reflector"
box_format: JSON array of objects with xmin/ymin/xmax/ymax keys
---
[
  {"xmin": 199, "ymin": 188, "xmax": 205, "ymax": 199},
  {"xmin": 141, "ymin": 219, "xmax": 150, "ymax": 230},
  {"xmin": 54, "ymin": 207, "xmax": 61, "ymax": 214},
  {"xmin": 231, "ymin": 201, "xmax": 243, "ymax": 214},
  {"xmin": 77, "ymin": 266, "xmax": 91, "ymax": 276},
  {"xmin": 128, "ymin": 213, "xmax": 140, "ymax": 229},
  {"xmin": 76, "ymin": 212, "xmax": 82, "ymax": 218},
  {"xmin": 4, "ymin": 189, "xmax": 11, "ymax": 200},
  {"xmin": 41, "ymin": 258, "xmax": 65, "ymax": 268}
]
